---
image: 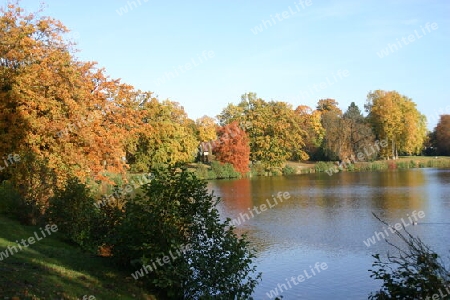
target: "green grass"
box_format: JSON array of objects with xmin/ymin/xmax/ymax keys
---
[
  {"xmin": 0, "ymin": 215, "xmax": 157, "ymax": 300},
  {"xmin": 286, "ymin": 156, "xmax": 450, "ymax": 175}
]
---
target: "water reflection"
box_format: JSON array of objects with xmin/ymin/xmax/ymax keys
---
[{"xmin": 208, "ymin": 168, "xmax": 450, "ymax": 299}]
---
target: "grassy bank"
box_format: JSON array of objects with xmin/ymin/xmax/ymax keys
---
[
  {"xmin": 285, "ymin": 156, "xmax": 450, "ymax": 175},
  {"xmin": 188, "ymin": 156, "xmax": 450, "ymax": 180},
  {"xmin": 0, "ymin": 215, "xmax": 157, "ymax": 300}
]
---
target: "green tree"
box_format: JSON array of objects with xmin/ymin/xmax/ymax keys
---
[
  {"xmin": 112, "ymin": 165, "xmax": 261, "ymax": 299},
  {"xmin": 218, "ymin": 93, "xmax": 308, "ymax": 171},
  {"xmin": 127, "ymin": 99, "xmax": 198, "ymax": 172}
]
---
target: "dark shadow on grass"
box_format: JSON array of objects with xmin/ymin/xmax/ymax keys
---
[{"xmin": 0, "ymin": 215, "xmax": 157, "ymax": 299}]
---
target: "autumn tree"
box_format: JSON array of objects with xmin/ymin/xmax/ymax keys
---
[
  {"xmin": 213, "ymin": 122, "xmax": 250, "ymax": 174},
  {"xmin": 195, "ymin": 115, "xmax": 217, "ymax": 142},
  {"xmin": 219, "ymin": 93, "xmax": 308, "ymax": 170},
  {"xmin": 217, "ymin": 102, "xmax": 245, "ymax": 126},
  {"xmin": 294, "ymin": 105, "xmax": 325, "ymax": 159},
  {"xmin": 342, "ymin": 102, "xmax": 375, "ymax": 159},
  {"xmin": 126, "ymin": 99, "xmax": 198, "ymax": 172},
  {"xmin": 316, "ymin": 99, "xmax": 344, "ymax": 160},
  {"xmin": 434, "ymin": 115, "xmax": 450, "ymax": 155},
  {"xmin": 316, "ymin": 98, "xmax": 343, "ymax": 116},
  {"xmin": 365, "ymin": 90, "xmax": 426, "ymax": 159},
  {"xmin": 0, "ymin": 3, "xmax": 146, "ymax": 221}
]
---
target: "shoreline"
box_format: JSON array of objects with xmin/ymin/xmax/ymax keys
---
[{"xmin": 191, "ymin": 156, "xmax": 450, "ymax": 180}]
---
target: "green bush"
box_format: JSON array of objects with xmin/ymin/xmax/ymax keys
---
[
  {"xmin": 282, "ymin": 165, "xmax": 296, "ymax": 175},
  {"xmin": 346, "ymin": 163, "xmax": 355, "ymax": 171},
  {"xmin": 193, "ymin": 163, "xmax": 211, "ymax": 180},
  {"xmin": 194, "ymin": 162, "xmax": 240, "ymax": 180},
  {"xmin": 46, "ymin": 177, "xmax": 120, "ymax": 253},
  {"xmin": 250, "ymin": 162, "xmax": 266, "ymax": 176},
  {"xmin": 301, "ymin": 168, "xmax": 313, "ymax": 174},
  {"xmin": 371, "ymin": 161, "xmax": 388, "ymax": 171},
  {"xmin": 0, "ymin": 181, "xmax": 23, "ymax": 216},
  {"xmin": 272, "ymin": 168, "xmax": 283, "ymax": 176},
  {"xmin": 369, "ymin": 214, "xmax": 450, "ymax": 299},
  {"xmin": 396, "ymin": 161, "xmax": 409, "ymax": 169},
  {"xmin": 425, "ymin": 159, "xmax": 450, "ymax": 168},
  {"xmin": 112, "ymin": 165, "xmax": 260, "ymax": 299},
  {"xmin": 210, "ymin": 161, "xmax": 241, "ymax": 179},
  {"xmin": 315, "ymin": 161, "xmax": 327, "ymax": 172},
  {"xmin": 315, "ymin": 161, "xmax": 335, "ymax": 172},
  {"xmin": 9, "ymin": 152, "xmax": 58, "ymax": 225},
  {"xmin": 356, "ymin": 163, "xmax": 367, "ymax": 171}
]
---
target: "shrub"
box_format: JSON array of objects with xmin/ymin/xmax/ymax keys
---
[
  {"xmin": 346, "ymin": 163, "xmax": 355, "ymax": 171},
  {"xmin": 194, "ymin": 162, "xmax": 241, "ymax": 179},
  {"xmin": 271, "ymin": 168, "xmax": 283, "ymax": 176},
  {"xmin": 250, "ymin": 162, "xmax": 266, "ymax": 176},
  {"xmin": 193, "ymin": 163, "xmax": 211, "ymax": 180},
  {"xmin": 46, "ymin": 177, "xmax": 120, "ymax": 253},
  {"xmin": 0, "ymin": 181, "xmax": 23, "ymax": 216},
  {"xmin": 356, "ymin": 162, "xmax": 370, "ymax": 171},
  {"xmin": 369, "ymin": 214, "xmax": 450, "ymax": 299},
  {"xmin": 112, "ymin": 165, "xmax": 261, "ymax": 299},
  {"xmin": 396, "ymin": 161, "xmax": 409, "ymax": 169},
  {"xmin": 371, "ymin": 161, "xmax": 388, "ymax": 171},
  {"xmin": 315, "ymin": 161, "xmax": 335, "ymax": 172},
  {"xmin": 282, "ymin": 165, "xmax": 296, "ymax": 175},
  {"xmin": 10, "ymin": 152, "xmax": 57, "ymax": 225},
  {"xmin": 210, "ymin": 161, "xmax": 241, "ymax": 179},
  {"xmin": 301, "ymin": 168, "xmax": 313, "ymax": 174}
]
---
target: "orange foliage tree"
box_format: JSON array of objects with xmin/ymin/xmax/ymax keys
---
[
  {"xmin": 0, "ymin": 4, "xmax": 147, "ymax": 220},
  {"xmin": 213, "ymin": 122, "xmax": 250, "ymax": 174},
  {"xmin": 434, "ymin": 115, "xmax": 450, "ymax": 155}
]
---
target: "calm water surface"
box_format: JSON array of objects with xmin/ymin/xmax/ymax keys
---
[{"xmin": 208, "ymin": 168, "xmax": 450, "ymax": 299}]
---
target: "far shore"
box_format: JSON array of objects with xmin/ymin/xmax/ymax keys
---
[{"xmin": 185, "ymin": 156, "xmax": 450, "ymax": 180}]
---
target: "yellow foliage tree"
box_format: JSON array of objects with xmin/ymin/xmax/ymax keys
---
[
  {"xmin": 196, "ymin": 115, "xmax": 217, "ymax": 142},
  {"xmin": 365, "ymin": 90, "xmax": 426, "ymax": 158}
]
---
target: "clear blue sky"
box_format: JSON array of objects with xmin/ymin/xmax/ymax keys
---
[{"xmin": 16, "ymin": 0, "xmax": 449, "ymax": 129}]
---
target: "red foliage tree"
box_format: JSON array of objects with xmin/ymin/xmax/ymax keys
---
[{"xmin": 213, "ymin": 122, "xmax": 250, "ymax": 174}]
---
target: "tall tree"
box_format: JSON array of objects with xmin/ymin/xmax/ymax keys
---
[
  {"xmin": 434, "ymin": 115, "xmax": 450, "ymax": 155},
  {"xmin": 399, "ymin": 99, "xmax": 427, "ymax": 155},
  {"xmin": 195, "ymin": 115, "xmax": 217, "ymax": 142},
  {"xmin": 213, "ymin": 122, "xmax": 250, "ymax": 174},
  {"xmin": 295, "ymin": 105, "xmax": 325, "ymax": 159},
  {"xmin": 218, "ymin": 93, "xmax": 308, "ymax": 170},
  {"xmin": 127, "ymin": 99, "xmax": 198, "ymax": 172},
  {"xmin": 316, "ymin": 99, "xmax": 344, "ymax": 160},
  {"xmin": 0, "ymin": 4, "xmax": 142, "ymax": 216},
  {"xmin": 365, "ymin": 90, "xmax": 426, "ymax": 159},
  {"xmin": 316, "ymin": 98, "xmax": 343, "ymax": 115},
  {"xmin": 216, "ymin": 92, "xmax": 256, "ymax": 128},
  {"xmin": 342, "ymin": 102, "xmax": 375, "ymax": 159}
]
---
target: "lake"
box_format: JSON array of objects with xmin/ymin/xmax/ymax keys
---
[{"xmin": 208, "ymin": 168, "xmax": 450, "ymax": 299}]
